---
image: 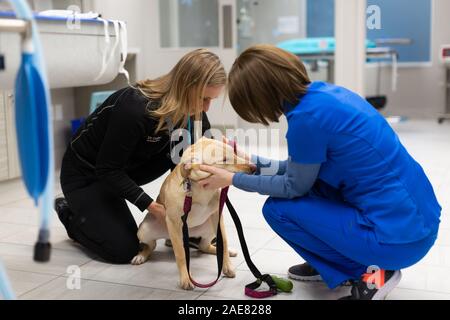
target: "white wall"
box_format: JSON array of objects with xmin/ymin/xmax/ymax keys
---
[
  {"xmin": 90, "ymin": 0, "xmax": 231, "ymax": 82},
  {"xmin": 90, "ymin": 0, "xmax": 147, "ymax": 80},
  {"xmin": 334, "ymin": 0, "xmax": 367, "ymax": 96},
  {"xmin": 51, "ymin": 88, "xmax": 76, "ymax": 168},
  {"xmin": 91, "ymin": 0, "xmax": 145, "ymax": 50}
]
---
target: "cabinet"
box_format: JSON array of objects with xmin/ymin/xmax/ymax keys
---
[
  {"xmin": 0, "ymin": 91, "xmax": 21, "ymax": 182},
  {"xmin": 0, "ymin": 91, "xmax": 8, "ymax": 180}
]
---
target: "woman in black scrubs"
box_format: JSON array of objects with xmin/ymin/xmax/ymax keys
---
[{"xmin": 55, "ymin": 49, "xmax": 226, "ymax": 263}]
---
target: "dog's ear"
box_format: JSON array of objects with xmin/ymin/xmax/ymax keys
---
[{"xmin": 180, "ymin": 162, "xmax": 192, "ymax": 179}]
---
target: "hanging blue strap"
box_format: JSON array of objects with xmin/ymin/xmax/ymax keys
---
[
  {"xmin": 15, "ymin": 53, "xmax": 49, "ymax": 204},
  {"xmin": 9, "ymin": 0, "xmax": 53, "ymax": 262},
  {"xmin": 0, "ymin": 260, "xmax": 15, "ymax": 300}
]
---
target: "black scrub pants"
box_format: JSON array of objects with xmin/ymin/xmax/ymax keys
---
[{"xmin": 59, "ymin": 148, "xmax": 172, "ymax": 264}]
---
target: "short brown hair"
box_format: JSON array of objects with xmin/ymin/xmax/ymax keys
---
[{"xmin": 228, "ymin": 44, "xmax": 311, "ymax": 125}]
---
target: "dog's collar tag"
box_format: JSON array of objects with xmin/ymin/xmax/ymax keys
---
[{"xmin": 183, "ymin": 179, "xmax": 192, "ymax": 193}]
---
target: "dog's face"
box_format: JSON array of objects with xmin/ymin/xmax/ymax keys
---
[{"xmin": 180, "ymin": 137, "xmax": 254, "ymax": 181}]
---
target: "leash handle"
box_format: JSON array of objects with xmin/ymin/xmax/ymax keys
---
[{"xmin": 245, "ymin": 275, "xmax": 278, "ymax": 299}]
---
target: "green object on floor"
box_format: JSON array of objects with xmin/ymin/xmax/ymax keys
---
[{"xmin": 271, "ymin": 275, "xmax": 294, "ymax": 293}]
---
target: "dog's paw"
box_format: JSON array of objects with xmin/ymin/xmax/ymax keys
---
[
  {"xmin": 222, "ymin": 265, "xmax": 236, "ymax": 278},
  {"xmin": 131, "ymin": 254, "xmax": 147, "ymax": 265},
  {"xmin": 180, "ymin": 277, "xmax": 195, "ymax": 290},
  {"xmin": 228, "ymin": 248, "xmax": 238, "ymax": 257}
]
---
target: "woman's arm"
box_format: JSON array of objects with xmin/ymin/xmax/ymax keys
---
[
  {"xmin": 251, "ymin": 154, "xmax": 288, "ymax": 175},
  {"xmin": 198, "ymin": 159, "xmax": 321, "ymax": 199},
  {"xmin": 233, "ymin": 159, "xmax": 321, "ymax": 198}
]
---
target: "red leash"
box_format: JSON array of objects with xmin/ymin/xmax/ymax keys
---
[
  {"xmin": 182, "ymin": 186, "xmax": 228, "ymax": 288},
  {"xmin": 181, "ymin": 142, "xmax": 235, "ymax": 288}
]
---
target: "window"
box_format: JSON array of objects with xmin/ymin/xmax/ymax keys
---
[
  {"xmin": 159, "ymin": 0, "xmax": 219, "ymax": 48},
  {"xmin": 306, "ymin": 0, "xmax": 432, "ymax": 63}
]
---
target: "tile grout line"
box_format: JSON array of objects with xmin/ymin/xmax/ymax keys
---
[
  {"xmin": 17, "ymin": 274, "xmax": 62, "ymax": 299},
  {"xmin": 0, "ymin": 196, "xmax": 38, "ymax": 207},
  {"xmin": 51, "ymin": 274, "xmax": 206, "ymax": 299},
  {"xmin": 392, "ymin": 286, "xmax": 450, "ymax": 297},
  {"xmin": 4, "ymin": 257, "xmax": 95, "ymax": 278},
  {"xmin": 7, "ymin": 257, "xmax": 95, "ymax": 299},
  {"xmin": 0, "ymin": 239, "xmax": 94, "ymax": 253},
  {"xmin": 0, "ymin": 239, "xmax": 86, "ymax": 253},
  {"xmin": 0, "ymin": 187, "xmax": 63, "ymax": 208}
]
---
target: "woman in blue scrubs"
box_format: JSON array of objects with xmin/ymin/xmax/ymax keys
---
[{"xmin": 198, "ymin": 45, "xmax": 441, "ymax": 300}]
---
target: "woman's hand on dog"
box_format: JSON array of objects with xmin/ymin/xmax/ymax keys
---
[
  {"xmin": 148, "ymin": 201, "xmax": 166, "ymax": 223},
  {"xmin": 222, "ymin": 136, "xmax": 251, "ymax": 163},
  {"xmin": 197, "ymin": 165, "xmax": 234, "ymax": 190}
]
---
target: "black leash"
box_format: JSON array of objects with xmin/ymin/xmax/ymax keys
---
[
  {"xmin": 225, "ymin": 199, "xmax": 279, "ymax": 298},
  {"xmin": 181, "ymin": 188, "xmax": 227, "ymax": 288}
]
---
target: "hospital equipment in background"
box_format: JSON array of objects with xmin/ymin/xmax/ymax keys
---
[
  {"xmin": 0, "ymin": 10, "xmax": 129, "ymax": 89},
  {"xmin": 89, "ymin": 90, "xmax": 115, "ymax": 114},
  {"xmin": 278, "ymin": 37, "xmax": 405, "ymax": 112},
  {"xmin": 71, "ymin": 90, "xmax": 115, "ymax": 136},
  {"xmin": 438, "ymin": 44, "xmax": 450, "ymax": 124},
  {"xmin": 237, "ymin": 1, "xmax": 254, "ymax": 39},
  {"xmin": 0, "ymin": 4, "xmax": 128, "ymax": 300}
]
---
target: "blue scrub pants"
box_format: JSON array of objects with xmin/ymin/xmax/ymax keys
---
[{"xmin": 262, "ymin": 182, "xmax": 437, "ymax": 289}]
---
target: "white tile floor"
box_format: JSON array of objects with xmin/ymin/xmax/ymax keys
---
[{"xmin": 1, "ymin": 119, "xmax": 450, "ymax": 300}]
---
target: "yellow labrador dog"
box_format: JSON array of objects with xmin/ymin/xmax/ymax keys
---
[{"xmin": 131, "ymin": 137, "xmax": 254, "ymax": 290}]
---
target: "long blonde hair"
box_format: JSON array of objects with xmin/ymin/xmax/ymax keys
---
[{"xmin": 137, "ymin": 49, "xmax": 226, "ymax": 132}]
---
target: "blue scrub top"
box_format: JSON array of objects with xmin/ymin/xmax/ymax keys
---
[{"xmin": 286, "ymin": 82, "xmax": 441, "ymax": 244}]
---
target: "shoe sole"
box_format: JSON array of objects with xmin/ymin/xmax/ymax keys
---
[
  {"xmin": 288, "ymin": 271, "xmax": 323, "ymax": 282},
  {"xmin": 372, "ymin": 270, "xmax": 402, "ymax": 300},
  {"xmin": 288, "ymin": 271, "xmax": 353, "ymax": 287}
]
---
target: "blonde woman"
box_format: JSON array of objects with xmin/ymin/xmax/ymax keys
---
[{"xmin": 55, "ymin": 49, "xmax": 226, "ymax": 263}]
